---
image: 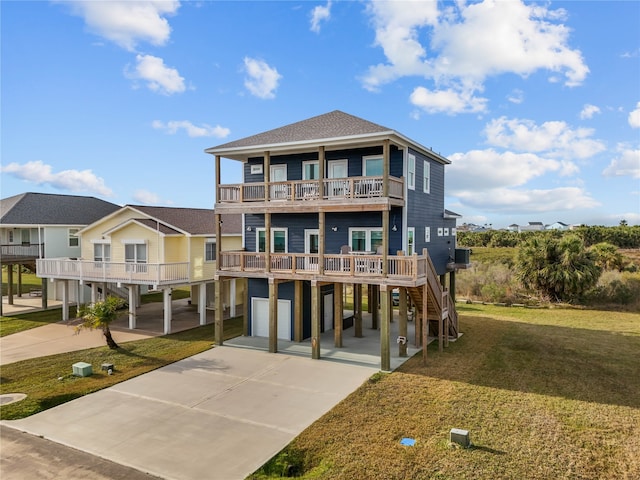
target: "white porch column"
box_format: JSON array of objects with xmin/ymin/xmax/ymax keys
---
[
  {"xmin": 163, "ymin": 288, "xmax": 172, "ymax": 334},
  {"xmin": 199, "ymin": 283, "xmax": 207, "ymax": 326},
  {"xmin": 229, "ymin": 279, "xmax": 237, "ymax": 317},
  {"xmin": 91, "ymin": 283, "xmax": 98, "ymax": 304},
  {"xmin": 61, "ymin": 280, "xmax": 69, "ymax": 321},
  {"xmin": 128, "ymin": 285, "xmax": 137, "ymax": 329}
]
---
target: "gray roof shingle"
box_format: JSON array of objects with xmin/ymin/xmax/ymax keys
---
[
  {"xmin": 127, "ymin": 205, "xmax": 242, "ymax": 236},
  {"xmin": 0, "ymin": 192, "xmax": 120, "ymax": 226},
  {"xmin": 210, "ymin": 110, "xmax": 393, "ymax": 150}
]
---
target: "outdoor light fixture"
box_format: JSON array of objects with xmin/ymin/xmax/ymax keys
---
[
  {"xmin": 392, "ymin": 225, "xmax": 398, "ymax": 231},
  {"xmin": 332, "ymin": 226, "xmax": 338, "ymax": 232},
  {"xmin": 246, "ymin": 226, "xmax": 252, "ymax": 231}
]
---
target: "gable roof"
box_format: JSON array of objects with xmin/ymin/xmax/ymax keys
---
[
  {"xmin": 0, "ymin": 192, "xmax": 120, "ymax": 226},
  {"xmin": 127, "ymin": 206, "xmax": 242, "ymax": 236},
  {"xmin": 205, "ymin": 110, "xmax": 450, "ymax": 164}
]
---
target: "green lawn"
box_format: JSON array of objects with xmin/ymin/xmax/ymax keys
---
[
  {"xmin": 251, "ymin": 304, "xmax": 640, "ymax": 480},
  {"xmin": 0, "ymin": 317, "xmax": 242, "ymax": 420}
]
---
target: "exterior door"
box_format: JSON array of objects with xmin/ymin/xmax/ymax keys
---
[
  {"xmin": 270, "ymin": 164, "xmax": 288, "ymax": 199},
  {"xmin": 327, "ymin": 159, "xmax": 348, "ymax": 197},
  {"xmin": 304, "ymin": 229, "xmax": 319, "ymax": 271},
  {"xmin": 251, "ymin": 297, "xmax": 291, "ymax": 340},
  {"xmin": 323, "ymin": 293, "xmax": 334, "ymax": 332}
]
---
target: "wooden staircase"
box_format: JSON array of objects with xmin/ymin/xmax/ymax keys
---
[{"xmin": 406, "ymin": 254, "xmax": 459, "ymax": 344}]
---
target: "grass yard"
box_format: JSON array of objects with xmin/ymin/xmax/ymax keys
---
[
  {"xmin": 0, "ymin": 307, "xmax": 78, "ymax": 337},
  {"xmin": 0, "ymin": 317, "xmax": 242, "ymax": 420},
  {"xmin": 252, "ymin": 304, "xmax": 640, "ymax": 480}
]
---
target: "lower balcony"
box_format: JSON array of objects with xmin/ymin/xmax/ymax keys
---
[
  {"xmin": 218, "ymin": 251, "xmax": 430, "ymax": 286},
  {"xmin": 36, "ymin": 258, "xmax": 190, "ymax": 287}
]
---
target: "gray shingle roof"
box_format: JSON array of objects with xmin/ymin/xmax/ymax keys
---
[
  {"xmin": 210, "ymin": 110, "xmax": 393, "ymax": 150},
  {"xmin": 127, "ymin": 205, "xmax": 242, "ymax": 236},
  {"xmin": 0, "ymin": 192, "xmax": 120, "ymax": 226}
]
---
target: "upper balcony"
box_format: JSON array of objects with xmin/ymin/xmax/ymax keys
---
[
  {"xmin": 217, "ymin": 249, "xmax": 433, "ymax": 288},
  {"xmin": 36, "ymin": 258, "xmax": 190, "ymax": 287},
  {"xmin": 1, "ymin": 243, "xmax": 44, "ymax": 264},
  {"xmin": 216, "ymin": 175, "xmax": 404, "ymax": 214}
]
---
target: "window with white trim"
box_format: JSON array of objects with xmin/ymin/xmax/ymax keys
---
[
  {"xmin": 125, "ymin": 243, "xmax": 147, "ymax": 263},
  {"xmin": 423, "ymin": 160, "xmax": 430, "ymax": 194},
  {"xmin": 363, "ymin": 155, "xmax": 383, "ymax": 176},
  {"xmin": 349, "ymin": 227, "xmax": 383, "ymax": 252},
  {"xmin": 205, "ymin": 239, "xmax": 216, "ymax": 261},
  {"xmin": 425, "ymin": 226, "xmax": 431, "ymax": 243},
  {"xmin": 408, "ymin": 153, "xmax": 416, "ymax": 190},
  {"xmin": 257, "ymin": 228, "xmax": 288, "ymax": 253},
  {"xmin": 407, "ymin": 227, "xmax": 415, "ymax": 255},
  {"xmin": 69, "ymin": 228, "xmax": 80, "ymax": 247},
  {"xmin": 93, "ymin": 243, "xmax": 111, "ymax": 262},
  {"xmin": 302, "ymin": 160, "xmax": 319, "ymax": 180}
]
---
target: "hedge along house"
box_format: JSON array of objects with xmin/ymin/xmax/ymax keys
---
[
  {"xmin": 36, "ymin": 205, "xmax": 243, "ymax": 334},
  {"xmin": 206, "ymin": 111, "xmax": 470, "ymax": 371}
]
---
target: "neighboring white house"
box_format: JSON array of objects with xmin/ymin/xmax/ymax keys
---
[{"xmin": 546, "ymin": 221, "xmax": 570, "ymax": 231}]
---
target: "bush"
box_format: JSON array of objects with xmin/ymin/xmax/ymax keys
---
[{"xmin": 581, "ymin": 271, "xmax": 640, "ymax": 308}]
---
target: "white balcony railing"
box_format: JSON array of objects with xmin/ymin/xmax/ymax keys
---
[
  {"xmin": 218, "ymin": 251, "xmax": 426, "ymax": 281},
  {"xmin": 36, "ymin": 258, "xmax": 190, "ymax": 286},
  {"xmin": 218, "ymin": 176, "xmax": 404, "ymax": 204}
]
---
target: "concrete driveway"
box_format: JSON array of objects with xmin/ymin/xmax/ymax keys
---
[{"xmin": 4, "ymin": 345, "xmax": 377, "ymax": 480}]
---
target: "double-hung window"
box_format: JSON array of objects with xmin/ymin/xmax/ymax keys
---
[
  {"xmin": 363, "ymin": 156, "xmax": 383, "ymax": 176},
  {"xmin": 408, "ymin": 153, "xmax": 416, "ymax": 190},
  {"xmin": 205, "ymin": 239, "xmax": 216, "ymax": 261},
  {"xmin": 423, "ymin": 160, "xmax": 430, "ymax": 194},
  {"xmin": 68, "ymin": 228, "xmax": 80, "ymax": 247},
  {"xmin": 257, "ymin": 228, "xmax": 288, "ymax": 253},
  {"xmin": 125, "ymin": 242, "xmax": 147, "ymax": 273},
  {"xmin": 349, "ymin": 228, "xmax": 383, "ymax": 253},
  {"xmin": 93, "ymin": 243, "xmax": 111, "ymax": 262}
]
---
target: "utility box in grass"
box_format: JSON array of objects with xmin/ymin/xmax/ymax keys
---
[
  {"xmin": 72, "ymin": 362, "xmax": 93, "ymax": 377},
  {"xmin": 450, "ymin": 428, "xmax": 470, "ymax": 447}
]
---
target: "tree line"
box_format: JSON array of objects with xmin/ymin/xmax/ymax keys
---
[{"xmin": 458, "ymin": 225, "xmax": 640, "ymax": 249}]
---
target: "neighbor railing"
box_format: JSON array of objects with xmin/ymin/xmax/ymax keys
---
[
  {"xmin": 36, "ymin": 258, "xmax": 190, "ymax": 285},
  {"xmin": 218, "ymin": 176, "xmax": 404, "ymax": 203},
  {"xmin": 0, "ymin": 243, "xmax": 44, "ymax": 259}
]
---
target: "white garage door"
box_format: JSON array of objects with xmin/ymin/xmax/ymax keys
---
[{"xmin": 251, "ymin": 298, "xmax": 291, "ymax": 340}]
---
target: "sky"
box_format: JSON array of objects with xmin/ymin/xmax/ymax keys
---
[{"xmin": 1, "ymin": 0, "xmax": 639, "ymax": 229}]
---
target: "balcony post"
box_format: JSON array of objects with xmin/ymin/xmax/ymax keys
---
[
  {"xmin": 264, "ymin": 151, "xmax": 270, "ymax": 201},
  {"xmin": 61, "ymin": 279, "xmax": 69, "ymax": 321},
  {"xmin": 311, "ymin": 281, "xmax": 321, "ymax": 359},
  {"xmin": 422, "ymin": 282, "xmax": 428, "ymax": 365},
  {"xmin": 318, "ymin": 211, "xmax": 325, "ymax": 275},
  {"xmin": 294, "ymin": 280, "xmax": 303, "ymax": 342},
  {"xmin": 215, "ymin": 155, "xmax": 221, "ymax": 204},
  {"xmin": 334, "ymin": 282, "xmax": 343, "ymax": 348},
  {"xmin": 129, "ymin": 285, "xmax": 137, "ymax": 329},
  {"xmin": 318, "ymin": 145, "xmax": 325, "ymax": 195},
  {"xmin": 380, "ymin": 284, "xmax": 391, "ymax": 372},
  {"xmin": 354, "ymin": 283, "xmax": 363, "ymax": 338},
  {"xmin": 399, "ymin": 286, "xmax": 408, "ymax": 357},
  {"xmin": 215, "ymin": 279, "xmax": 223, "ymax": 345},
  {"xmin": 268, "ymin": 278, "xmax": 278, "ymax": 353},
  {"xmin": 265, "ymin": 213, "xmax": 271, "ymax": 273}
]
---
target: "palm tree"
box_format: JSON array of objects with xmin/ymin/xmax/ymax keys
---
[
  {"xmin": 516, "ymin": 235, "xmax": 601, "ymax": 302},
  {"xmin": 76, "ymin": 296, "xmax": 126, "ymax": 349}
]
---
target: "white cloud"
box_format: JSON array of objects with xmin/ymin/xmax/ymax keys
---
[
  {"xmin": 453, "ymin": 186, "xmax": 600, "ymax": 213},
  {"xmin": 484, "ymin": 117, "xmax": 606, "ymax": 159},
  {"xmin": 580, "ymin": 104, "xmax": 601, "ymax": 119},
  {"xmin": 363, "ymin": 0, "xmax": 588, "ymax": 114},
  {"xmin": 1, "ymin": 160, "xmax": 113, "ymax": 196},
  {"xmin": 629, "ymin": 102, "xmax": 640, "ymax": 128},
  {"xmin": 507, "ymin": 89, "xmax": 524, "ymax": 104},
  {"xmin": 132, "ymin": 189, "xmax": 173, "ymax": 205},
  {"xmin": 447, "ymin": 149, "xmax": 565, "ymax": 192},
  {"xmin": 243, "ymin": 57, "xmax": 281, "ymax": 99},
  {"xmin": 310, "ymin": 1, "xmax": 331, "ymax": 33},
  {"xmin": 126, "ymin": 54, "xmax": 185, "ymax": 95},
  {"xmin": 410, "ymin": 86, "xmax": 487, "ymax": 114},
  {"xmin": 58, "ymin": 0, "xmax": 180, "ymax": 51},
  {"xmin": 152, "ymin": 120, "xmax": 230, "ymax": 138},
  {"xmin": 602, "ymin": 146, "xmax": 640, "ymax": 179}
]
